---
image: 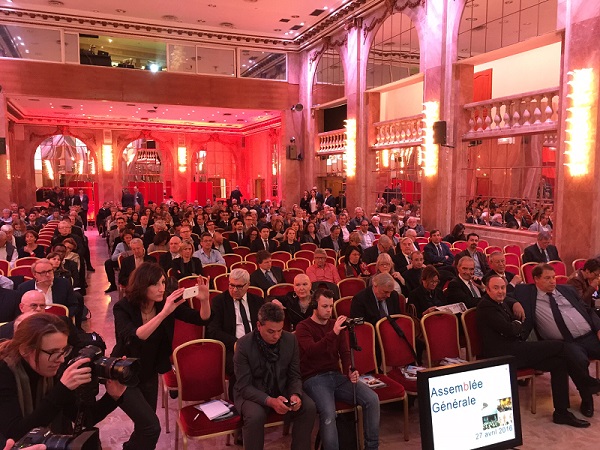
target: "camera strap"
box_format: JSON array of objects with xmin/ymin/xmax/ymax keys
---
[{"xmin": 385, "ymin": 315, "xmax": 421, "ymax": 366}]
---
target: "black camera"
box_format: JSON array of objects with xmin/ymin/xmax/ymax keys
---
[
  {"xmin": 69, "ymin": 345, "xmax": 140, "ymax": 387},
  {"xmin": 343, "ymin": 317, "xmax": 364, "ymax": 328},
  {"xmin": 12, "ymin": 427, "xmax": 100, "ymax": 450}
]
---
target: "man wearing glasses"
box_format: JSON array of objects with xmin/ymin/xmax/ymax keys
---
[
  {"xmin": 207, "ymin": 268, "xmax": 265, "ymax": 379},
  {"xmin": 17, "ymin": 259, "xmax": 80, "ymax": 327}
]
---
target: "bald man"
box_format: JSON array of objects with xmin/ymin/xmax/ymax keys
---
[{"xmin": 0, "ymin": 291, "xmax": 47, "ymax": 339}]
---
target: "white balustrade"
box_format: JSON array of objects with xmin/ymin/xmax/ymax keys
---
[
  {"xmin": 372, "ymin": 115, "xmax": 424, "ymax": 148},
  {"xmin": 317, "ymin": 129, "xmax": 347, "ymax": 154}
]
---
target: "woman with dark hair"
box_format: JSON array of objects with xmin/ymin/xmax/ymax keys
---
[
  {"xmin": 443, "ymin": 223, "xmax": 466, "ymax": 244},
  {"xmin": 384, "ymin": 224, "xmax": 399, "ymax": 247},
  {"xmin": 408, "ymin": 265, "xmax": 446, "ymax": 319},
  {"xmin": 130, "ymin": 211, "xmax": 140, "ymax": 225},
  {"xmin": 147, "ymin": 230, "xmax": 170, "ymax": 253},
  {"xmin": 17, "ymin": 230, "xmax": 45, "ymax": 258},
  {"xmin": 299, "ymin": 190, "xmax": 311, "ymax": 213},
  {"xmin": 241, "ymin": 226, "xmax": 259, "ymax": 248},
  {"xmin": 0, "ymin": 314, "xmax": 125, "ymax": 445},
  {"xmin": 278, "ymin": 228, "xmax": 301, "ymax": 256},
  {"xmin": 170, "ymin": 239, "xmax": 203, "ymax": 279},
  {"xmin": 343, "ymin": 246, "xmax": 370, "ymax": 278},
  {"xmin": 269, "ymin": 218, "xmax": 285, "ymax": 242},
  {"xmin": 301, "ymin": 221, "xmax": 320, "ymax": 246},
  {"xmin": 112, "ymin": 262, "xmax": 211, "ymax": 450}
]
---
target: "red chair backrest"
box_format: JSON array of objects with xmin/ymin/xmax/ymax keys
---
[
  {"xmin": 504, "ymin": 253, "xmax": 521, "ymax": 267},
  {"xmin": 233, "ymin": 246, "xmax": 251, "ymax": 258},
  {"xmin": 245, "ymin": 253, "xmax": 258, "ymax": 264},
  {"xmin": 271, "ymin": 251, "xmax": 292, "ymax": 263},
  {"xmin": 376, "ymin": 315, "xmax": 415, "ymax": 368},
  {"xmin": 550, "ymin": 260, "xmax": 567, "ymax": 276},
  {"xmin": 214, "ymin": 274, "xmax": 230, "ymax": 292},
  {"xmin": 147, "ymin": 251, "xmax": 166, "ymax": 262},
  {"xmin": 178, "ymin": 276, "xmax": 199, "ymax": 289},
  {"xmin": 295, "ymin": 250, "xmax": 315, "ymax": 262},
  {"xmin": 223, "ymin": 253, "xmax": 243, "ymax": 270},
  {"xmin": 45, "ymin": 304, "xmax": 68, "ymax": 317},
  {"xmin": 333, "ymin": 297, "xmax": 352, "ymax": 318},
  {"xmin": 10, "ymin": 266, "xmax": 33, "ymax": 278},
  {"xmin": 351, "ymin": 323, "xmax": 377, "ymax": 374},
  {"xmin": 231, "ymin": 261, "xmax": 257, "ymax": 272},
  {"xmin": 477, "ymin": 240, "xmax": 489, "ymax": 250},
  {"xmin": 398, "ymin": 294, "xmax": 407, "ymax": 315},
  {"xmin": 453, "ymin": 241, "xmax": 467, "ymax": 251},
  {"xmin": 461, "ymin": 308, "xmax": 482, "ymax": 361},
  {"xmin": 338, "ymin": 277, "xmax": 366, "ymax": 297},
  {"xmin": 504, "ymin": 244, "xmax": 522, "ymax": 256},
  {"xmin": 300, "ymin": 243, "xmax": 318, "ymax": 251},
  {"xmin": 271, "ymin": 259, "xmax": 286, "ymax": 270},
  {"xmin": 485, "ymin": 246, "xmax": 503, "ymax": 255},
  {"xmin": 366, "ymin": 263, "xmax": 378, "ymax": 275},
  {"xmin": 287, "ymin": 258, "xmax": 310, "ymax": 272},
  {"xmin": 282, "ymin": 268, "xmax": 304, "ymax": 283},
  {"xmin": 450, "ymin": 248, "xmax": 462, "ymax": 256},
  {"xmin": 172, "ymin": 319, "xmax": 205, "ymax": 351},
  {"xmin": 15, "ymin": 257, "xmax": 39, "ymax": 267},
  {"xmin": 521, "ymin": 263, "xmax": 537, "ymax": 284},
  {"xmin": 573, "ymin": 259, "xmax": 586, "ymax": 272},
  {"xmin": 418, "ymin": 242, "xmax": 427, "ymax": 251},
  {"xmin": 555, "ymin": 275, "xmax": 568, "ymax": 285},
  {"xmin": 247, "ymin": 286, "xmax": 265, "ymax": 298},
  {"xmin": 174, "ymin": 340, "xmax": 226, "ymax": 402},
  {"xmin": 267, "ymin": 283, "xmax": 295, "ymax": 298},
  {"xmin": 324, "ymin": 248, "xmax": 337, "ymax": 259},
  {"xmin": 202, "ymin": 264, "xmax": 227, "ymax": 280},
  {"xmin": 421, "ymin": 312, "xmax": 460, "ymax": 366}
]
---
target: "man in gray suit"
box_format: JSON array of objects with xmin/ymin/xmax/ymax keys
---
[{"xmin": 234, "ymin": 302, "xmax": 316, "ymax": 450}]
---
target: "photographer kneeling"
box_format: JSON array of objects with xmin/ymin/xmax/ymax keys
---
[{"xmin": 0, "ymin": 314, "xmax": 126, "ymax": 446}]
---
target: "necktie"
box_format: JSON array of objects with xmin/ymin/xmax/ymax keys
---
[
  {"xmin": 378, "ymin": 300, "xmax": 387, "ymax": 318},
  {"xmin": 265, "ymin": 270, "xmax": 276, "ymax": 286},
  {"xmin": 547, "ymin": 293, "xmax": 573, "ymax": 341},
  {"xmin": 238, "ymin": 300, "xmax": 251, "ymax": 334},
  {"xmin": 436, "ymin": 244, "xmax": 442, "ymax": 256},
  {"xmin": 543, "ymin": 249, "xmax": 550, "ymax": 262},
  {"xmin": 468, "ymin": 280, "xmax": 480, "ymax": 298},
  {"xmin": 239, "ymin": 233, "xmax": 243, "ymax": 241}
]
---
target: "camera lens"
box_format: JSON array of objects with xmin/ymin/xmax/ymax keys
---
[{"xmin": 94, "ymin": 357, "xmax": 140, "ymax": 386}]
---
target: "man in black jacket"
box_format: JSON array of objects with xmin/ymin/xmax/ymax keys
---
[
  {"xmin": 117, "ymin": 238, "xmax": 155, "ymax": 288},
  {"xmin": 477, "ymin": 274, "xmax": 599, "ymax": 427},
  {"xmin": 250, "ymin": 250, "xmax": 284, "ymax": 295},
  {"xmin": 522, "ymin": 231, "xmax": 561, "ymax": 263}
]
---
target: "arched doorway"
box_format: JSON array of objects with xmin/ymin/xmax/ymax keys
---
[{"xmin": 121, "ymin": 138, "xmax": 169, "ymax": 203}]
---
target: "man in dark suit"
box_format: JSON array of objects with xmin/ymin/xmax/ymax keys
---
[
  {"xmin": 393, "ymin": 237, "xmax": 416, "ymax": 273},
  {"xmin": 158, "ymin": 235, "xmax": 182, "ymax": 272},
  {"xmin": 229, "ymin": 219, "xmax": 246, "ymax": 246},
  {"xmin": 17, "ymin": 259, "xmax": 80, "ymax": 325},
  {"xmin": 250, "ymin": 250, "xmax": 283, "ymax": 295},
  {"xmin": 323, "ymin": 187, "xmax": 337, "ymax": 209},
  {"xmin": 514, "ymin": 263, "xmax": 600, "ymax": 417},
  {"xmin": 178, "ymin": 224, "xmax": 199, "ymax": 250},
  {"xmin": 444, "ymin": 257, "xmax": 483, "ymax": 308},
  {"xmin": 423, "ymin": 229, "xmax": 456, "ymax": 282},
  {"xmin": 454, "ymin": 233, "xmax": 489, "ymax": 279},
  {"xmin": 362, "ymin": 235, "xmax": 394, "ymax": 265},
  {"xmin": 213, "ymin": 231, "xmax": 233, "ymax": 255},
  {"xmin": 62, "ymin": 187, "xmax": 81, "ymax": 213},
  {"xmin": 229, "ymin": 186, "xmax": 243, "ymax": 206},
  {"xmin": 121, "ymin": 188, "xmax": 135, "ymax": 209},
  {"xmin": 207, "ymin": 268, "xmax": 265, "ymax": 375},
  {"xmin": 133, "ymin": 185, "xmax": 144, "ymax": 209},
  {"xmin": 250, "ymin": 226, "xmax": 278, "ymax": 253},
  {"xmin": 217, "ymin": 210, "xmax": 232, "ymax": 231},
  {"xmin": 522, "ymin": 231, "xmax": 560, "ymax": 263},
  {"xmin": 77, "ymin": 188, "xmax": 89, "ymax": 230},
  {"xmin": 350, "ymin": 273, "xmax": 402, "ymax": 328},
  {"xmin": 477, "ymin": 274, "xmax": 598, "ymax": 428},
  {"xmin": 0, "ymin": 285, "xmax": 21, "ymax": 322},
  {"xmin": 483, "ymin": 251, "xmax": 522, "ymax": 294},
  {"xmin": 118, "ymin": 238, "xmax": 155, "ymax": 287},
  {"xmin": 319, "ymin": 226, "xmax": 345, "ymax": 254},
  {"xmin": 234, "ymin": 302, "xmax": 316, "ymax": 450}
]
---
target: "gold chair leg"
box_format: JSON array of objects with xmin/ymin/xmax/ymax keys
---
[
  {"xmin": 530, "ymin": 376, "xmax": 536, "ymax": 414},
  {"xmin": 403, "ymin": 396, "xmax": 410, "ymax": 441}
]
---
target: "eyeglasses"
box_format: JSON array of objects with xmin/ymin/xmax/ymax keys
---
[
  {"xmin": 229, "ymin": 283, "xmax": 248, "ymax": 290},
  {"xmin": 40, "ymin": 345, "xmax": 72, "ymax": 363},
  {"xmin": 25, "ymin": 303, "xmax": 46, "ymax": 311},
  {"xmin": 34, "ymin": 269, "xmax": 54, "ymax": 277}
]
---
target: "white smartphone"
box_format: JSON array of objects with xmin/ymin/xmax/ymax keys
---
[{"xmin": 183, "ymin": 286, "xmax": 199, "ymax": 300}]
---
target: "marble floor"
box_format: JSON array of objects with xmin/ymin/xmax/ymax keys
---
[{"xmin": 81, "ymin": 230, "xmax": 600, "ymax": 449}]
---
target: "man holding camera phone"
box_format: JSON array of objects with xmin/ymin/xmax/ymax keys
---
[{"xmin": 296, "ymin": 289, "xmax": 380, "ymax": 450}]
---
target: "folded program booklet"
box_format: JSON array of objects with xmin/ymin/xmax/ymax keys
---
[
  {"xmin": 195, "ymin": 399, "xmax": 233, "ymax": 420},
  {"xmin": 435, "ymin": 302, "xmax": 467, "ymax": 314},
  {"xmin": 359, "ymin": 375, "xmax": 387, "ymax": 389}
]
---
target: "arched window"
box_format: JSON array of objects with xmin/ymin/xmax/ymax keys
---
[
  {"xmin": 367, "ymin": 12, "xmax": 419, "ymax": 90},
  {"xmin": 34, "ymin": 135, "xmax": 95, "ymax": 187},
  {"xmin": 312, "ymin": 49, "xmax": 345, "ymax": 106},
  {"xmin": 458, "ymin": 0, "xmax": 558, "ymax": 59},
  {"xmin": 122, "ymin": 139, "xmax": 162, "ymax": 183}
]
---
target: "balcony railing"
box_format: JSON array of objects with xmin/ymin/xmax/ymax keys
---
[
  {"xmin": 463, "ymin": 88, "xmax": 560, "ymax": 139},
  {"xmin": 317, "ymin": 129, "xmax": 347, "ymax": 154},
  {"xmin": 372, "ymin": 115, "xmax": 424, "ymax": 149}
]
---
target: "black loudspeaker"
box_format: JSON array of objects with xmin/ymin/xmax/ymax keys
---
[
  {"xmin": 433, "ymin": 121, "xmax": 447, "ymax": 145},
  {"xmin": 146, "ymin": 140, "xmax": 156, "ymax": 149},
  {"xmin": 287, "ymin": 144, "xmax": 297, "ymax": 159},
  {"xmin": 0, "ymin": 138, "xmax": 5, "ymax": 155}
]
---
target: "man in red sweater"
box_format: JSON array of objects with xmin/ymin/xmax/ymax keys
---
[{"xmin": 295, "ymin": 288, "xmax": 380, "ymax": 450}]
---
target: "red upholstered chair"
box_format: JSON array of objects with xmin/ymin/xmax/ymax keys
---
[
  {"xmin": 352, "ymin": 323, "xmax": 409, "ymax": 441},
  {"xmin": 484, "ymin": 246, "xmax": 503, "ymax": 255},
  {"xmin": 504, "ymin": 244, "xmax": 522, "ymax": 256},
  {"xmin": 148, "ymin": 250, "xmax": 166, "ymax": 263},
  {"xmin": 504, "ymin": 253, "xmax": 521, "ymax": 267},
  {"xmin": 477, "ymin": 240, "xmax": 489, "ymax": 250},
  {"xmin": 231, "ymin": 261, "xmax": 257, "ymax": 272},
  {"xmin": 266, "ymin": 283, "xmax": 295, "ymax": 298},
  {"xmin": 173, "ymin": 340, "xmax": 241, "ymax": 449},
  {"xmin": 366, "ymin": 263, "xmax": 378, "ymax": 275},
  {"xmin": 9, "ymin": 266, "xmax": 33, "ymax": 278},
  {"xmin": 233, "ymin": 246, "xmax": 251, "ymax": 258},
  {"xmin": 572, "ymin": 258, "xmax": 586, "ymax": 272},
  {"xmin": 270, "ymin": 259, "xmax": 285, "ymax": 270},
  {"xmin": 202, "ymin": 264, "xmax": 227, "ymax": 282},
  {"xmin": 452, "ymin": 240, "xmax": 467, "ymax": 251},
  {"xmin": 450, "ymin": 248, "xmax": 462, "ymax": 256},
  {"xmin": 397, "ymin": 294, "xmax": 407, "ymax": 315},
  {"xmin": 338, "ymin": 277, "xmax": 366, "ymax": 298},
  {"xmin": 208, "ymin": 290, "xmax": 221, "ymax": 301},
  {"xmin": 415, "ymin": 237, "xmax": 428, "ymax": 245},
  {"xmin": 223, "ymin": 253, "xmax": 243, "ymax": 271},
  {"xmin": 555, "ymin": 275, "xmax": 568, "ymax": 285},
  {"xmin": 300, "ymin": 242, "xmax": 318, "ymax": 251},
  {"xmin": 161, "ymin": 320, "xmax": 205, "ymax": 433},
  {"xmin": 178, "ymin": 276, "xmax": 199, "ymax": 289},
  {"xmin": 282, "ymin": 268, "xmax": 304, "ymax": 283},
  {"xmin": 521, "ymin": 262, "xmax": 538, "ymax": 284},
  {"xmin": 420, "ymin": 311, "xmax": 460, "ymax": 367},
  {"xmin": 418, "ymin": 242, "xmax": 427, "ymax": 251},
  {"xmin": 45, "ymin": 303, "xmax": 69, "ymax": 317},
  {"xmin": 213, "ymin": 273, "xmax": 230, "ymax": 292},
  {"xmin": 461, "ymin": 308, "xmax": 536, "ymax": 413},
  {"xmin": 229, "ymin": 241, "xmax": 238, "ymax": 249},
  {"xmin": 333, "ymin": 296, "xmax": 352, "ymax": 318},
  {"xmin": 15, "ymin": 257, "xmax": 39, "ymax": 267},
  {"xmin": 247, "ymin": 286, "xmax": 265, "ymax": 298},
  {"xmin": 549, "ymin": 260, "xmax": 567, "ymax": 277},
  {"xmin": 286, "ymin": 258, "xmax": 311, "ymax": 272},
  {"xmin": 376, "ymin": 315, "xmax": 418, "ymax": 395},
  {"xmin": 295, "ymin": 250, "xmax": 315, "ymax": 262},
  {"xmin": 271, "ymin": 251, "xmax": 292, "ymax": 264},
  {"xmin": 324, "ymin": 248, "xmax": 338, "ymax": 260},
  {"xmin": 245, "ymin": 253, "xmax": 258, "ymax": 264},
  {"xmin": 506, "ymin": 265, "xmax": 522, "ymax": 279}
]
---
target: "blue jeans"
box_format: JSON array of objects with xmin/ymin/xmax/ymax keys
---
[{"xmin": 304, "ymin": 371, "xmax": 380, "ymax": 450}]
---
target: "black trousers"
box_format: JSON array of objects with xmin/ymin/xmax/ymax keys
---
[{"xmin": 119, "ymin": 375, "xmax": 162, "ymax": 450}]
